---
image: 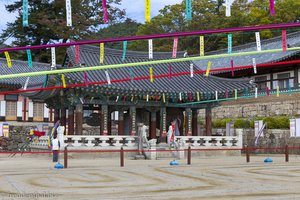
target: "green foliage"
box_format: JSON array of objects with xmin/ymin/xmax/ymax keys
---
[
  {"xmin": 234, "ymin": 118, "xmax": 251, "ymax": 128},
  {"xmin": 212, "ymin": 118, "xmax": 232, "ymax": 128}
]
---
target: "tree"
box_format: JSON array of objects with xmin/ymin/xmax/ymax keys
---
[{"xmin": 0, "ymin": 0, "xmax": 126, "ymax": 63}]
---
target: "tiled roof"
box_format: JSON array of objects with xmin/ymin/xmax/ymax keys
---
[
  {"xmin": 62, "ymin": 45, "xmax": 252, "ymax": 96},
  {"xmin": 192, "ymin": 31, "xmax": 300, "ymax": 73}
]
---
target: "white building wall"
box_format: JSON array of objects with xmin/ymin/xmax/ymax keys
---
[
  {"xmin": 0, "ymin": 101, "xmax": 6, "ymax": 117},
  {"xmin": 28, "ymin": 102, "xmax": 33, "ymax": 118},
  {"xmin": 17, "ymin": 101, "xmax": 23, "ymax": 117}
]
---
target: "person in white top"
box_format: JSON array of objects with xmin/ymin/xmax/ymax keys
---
[{"xmin": 51, "ymin": 134, "xmax": 60, "ymax": 162}]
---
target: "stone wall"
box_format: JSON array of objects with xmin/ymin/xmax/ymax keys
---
[{"xmin": 199, "ymin": 93, "xmax": 300, "ymax": 119}]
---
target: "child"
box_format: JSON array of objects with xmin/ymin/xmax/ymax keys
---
[{"xmin": 51, "ymin": 134, "xmax": 60, "ymax": 162}]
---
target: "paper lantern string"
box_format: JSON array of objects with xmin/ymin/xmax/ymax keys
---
[
  {"xmin": 22, "ymin": 0, "xmax": 29, "ymax": 27},
  {"xmin": 75, "ymin": 45, "xmax": 80, "ymax": 64},
  {"xmin": 100, "ymin": 43, "xmax": 104, "ymax": 64},
  {"xmin": 145, "ymin": 0, "xmax": 151, "ymax": 23},
  {"xmin": 172, "ymin": 37, "xmax": 178, "ymax": 58},
  {"xmin": 185, "ymin": 0, "xmax": 192, "ymax": 20},
  {"xmin": 26, "ymin": 50, "xmax": 32, "ymax": 68},
  {"xmin": 282, "ymin": 30, "xmax": 287, "ymax": 52},
  {"xmin": 66, "ymin": 0, "xmax": 72, "ymax": 26},
  {"xmin": 228, "ymin": 34, "xmax": 232, "ymax": 54},
  {"xmin": 102, "ymin": 0, "xmax": 109, "ymax": 23},
  {"xmin": 4, "ymin": 51, "xmax": 12, "ymax": 68},
  {"xmin": 199, "ymin": 36, "xmax": 204, "ymax": 56},
  {"xmin": 148, "ymin": 39, "xmax": 153, "ymax": 59},
  {"xmin": 61, "ymin": 74, "xmax": 67, "ymax": 88},
  {"xmin": 122, "ymin": 41, "xmax": 127, "ymax": 61}
]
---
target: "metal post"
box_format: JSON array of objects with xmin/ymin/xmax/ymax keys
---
[
  {"xmin": 285, "ymin": 144, "xmax": 289, "ymax": 162},
  {"xmin": 64, "ymin": 146, "xmax": 68, "ymax": 168},
  {"xmin": 246, "ymin": 147, "xmax": 250, "ymax": 163},
  {"xmin": 187, "ymin": 146, "xmax": 191, "ymax": 165},
  {"xmin": 120, "ymin": 147, "xmax": 124, "ymax": 167}
]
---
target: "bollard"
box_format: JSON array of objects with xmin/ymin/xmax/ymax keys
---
[
  {"xmin": 285, "ymin": 145, "xmax": 289, "ymax": 162},
  {"xmin": 246, "ymin": 147, "xmax": 250, "ymax": 163},
  {"xmin": 64, "ymin": 146, "xmax": 68, "ymax": 168},
  {"xmin": 187, "ymin": 146, "xmax": 191, "ymax": 165},
  {"xmin": 120, "ymin": 147, "xmax": 124, "ymax": 167}
]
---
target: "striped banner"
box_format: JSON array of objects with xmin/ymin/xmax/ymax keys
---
[
  {"xmin": 105, "ymin": 71, "xmax": 111, "ymax": 85},
  {"xmin": 269, "ymin": 0, "xmax": 275, "ymax": 16},
  {"xmin": 51, "ymin": 47, "xmax": 56, "ymax": 68},
  {"xmin": 190, "ymin": 63, "xmax": 194, "ymax": 77},
  {"xmin": 102, "ymin": 0, "xmax": 109, "ymax": 23},
  {"xmin": 255, "ymin": 32, "xmax": 261, "ymax": 51},
  {"xmin": 225, "ymin": 0, "xmax": 231, "ymax": 17},
  {"xmin": 4, "ymin": 51, "xmax": 12, "ymax": 68},
  {"xmin": 148, "ymin": 39, "xmax": 153, "ymax": 59},
  {"xmin": 252, "ymin": 58, "xmax": 257, "ymax": 74},
  {"xmin": 185, "ymin": 0, "xmax": 192, "ymax": 20},
  {"xmin": 122, "ymin": 41, "xmax": 127, "ymax": 61},
  {"xmin": 66, "ymin": 0, "xmax": 72, "ymax": 26},
  {"xmin": 205, "ymin": 61, "xmax": 211, "ymax": 76},
  {"xmin": 145, "ymin": 0, "xmax": 151, "ymax": 23},
  {"xmin": 200, "ymin": 36, "xmax": 204, "ymax": 56},
  {"xmin": 26, "ymin": 49, "xmax": 32, "ymax": 68},
  {"xmin": 228, "ymin": 33, "xmax": 232, "ymax": 54},
  {"xmin": 22, "ymin": 0, "xmax": 29, "ymax": 27},
  {"xmin": 149, "ymin": 67, "xmax": 153, "ymax": 82},
  {"xmin": 100, "ymin": 43, "xmax": 104, "ymax": 64},
  {"xmin": 282, "ymin": 30, "xmax": 287, "ymax": 52},
  {"xmin": 61, "ymin": 74, "xmax": 66, "ymax": 88},
  {"xmin": 75, "ymin": 45, "xmax": 80, "ymax": 64},
  {"xmin": 172, "ymin": 37, "xmax": 178, "ymax": 58}
]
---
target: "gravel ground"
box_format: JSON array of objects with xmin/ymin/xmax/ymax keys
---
[{"xmin": 0, "ymin": 154, "xmax": 300, "ymax": 200}]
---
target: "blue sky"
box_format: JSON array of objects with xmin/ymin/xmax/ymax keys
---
[{"xmin": 0, "ymin": 0, "xmax": 183, "ymax": 44}]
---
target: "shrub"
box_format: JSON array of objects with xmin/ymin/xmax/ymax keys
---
[{"xmin": 234, "ymin": 118, "xmax": 251, "ymax": 128}]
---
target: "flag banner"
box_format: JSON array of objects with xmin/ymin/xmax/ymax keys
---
[
  {"xmin": 102, "ymin": 0, "xmax": 109, "ymax": 23},
  {"xmin": 172, "ymin": 37, "xmax": 178, "ymax": 58},
  {"xmin": 148, "ymin": 39, "xmax": 153, "ymax": 59},
  {"xmin": 145, "ymin": 0, "xmax": 150, "ymax": 22},
  {"xmin": 228, "ymin": 33, "xmax": 232, "ymax": 54},
  {"xmin": 266, "ymin": 87, "xmax": 270, "ymax": 96},
  {"xmin": 61, "ymin": 74, "xmax": 66, "ymax": 88},
  {"xmin": 75, "ymin": 45, "xmax": 80, "ymax": 64},
  {"xmin": 215, "ymin": 91, "xmax": 218, "ymax": 100},
  {"xmin": 255, "ymin": 32, "xmax": 261, "ymax": 51},
  {"xmin": 231, "ymin": 59, "xmax": 234, "ymax": 77},
  {"xmin": 276, "ymin": 85, "xmax": 279, "ymax": 97},
  {"xmin": 188, "ymin": 92, "xmax": 193, "ymax": 101},
  {"xmin": 225, "ymin": 0, "xmax": 231, "ymax": 17},
  {"xmin": 252, "ymin": 58, "xmax": 257, "ymax": 74},
  {"xmin": 225, "ymin": 89, "xmax": 228, "ymax": 98},
  {"xmin": 131, "ymin": 95, "xmax": 134, "ymax": 102},
  {"xmin": 23, "ymin": 77, "xmax": 30, "ymax": 90},
  {"xmin": 115, "ymin": 96, "xmax": 119, "ymax": 102},
  {"xmin": 190, "ymin": 63, "xmax": 194, "ymax": 77},
  {"xmin": 255, "ymin": 87, "xmax": 258, "ymax": 98},
  {"xmin": 186, "ymin": 0, "xmax": 192, "ymax": 20},
  {"xmin": 22, "ymin": 0, "xmax": 29, "ymax": 27},
  {"xmin": 26, "ymin": 49, "xmax": 32, "ymax": 68},
  {"xmin": 269, "ymin": 0, "xmax": 275, "ymax": 16},
  {"xmin": 169, "ymin": 65, "xmax": 172, "ymax": 80},
  {"xmin": 179, "ymin": 92, "xmax": 182, "ymax": 101},
  {"xmin": 149, "ymin": 67, "xmax": 153, "ymax": 82},
  {"xmin": 205, "ymin": 61, "xmax": 212, "ymax": 76},
  {"xmin": 105, "ymin": 71, "xmax": 111, "ymax": 85},
  {"xmin": 4, "ymin": 51, "xmax": 12, "ymax": 68},
  {"xmin": 66, "ymin": 0, "xmax": 72, "ymax": 26},
  {"xmin": 100, "ymin": 43, "xmax": 104, "ymax": 64},
  {"xmin": 196, "ymin": 92, "xmax": 200, "ymax": 101},
  {"xmin": 235, "ymin": 89, "xmax": 237, "ymax": 100},
  {"xmin": 43, "ymin": 75, "xmax": 48, "ymax": 88},
  {"xmin": 200, "ymin": 36, "xmax": 204, "ymax": 56},
  {"xmin": 51, "ymin": 47, "xmax": 56, "ymax": 68},
  {"xmin": 163, "ymin": 93, "xmax": 166, "ymax": 103},
  {"xmin": 122, "ymin": 41, "xmax": 127, "ymax": 61},
  {"xmin": 146, "ymin": 94, "xmax": 149, "ymax": 102},
  {"xmin": 282, "ymin": 30, "xmax": 287, "ymax": 52}
]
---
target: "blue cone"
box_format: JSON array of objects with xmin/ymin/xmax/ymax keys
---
[
  {"xmin": 264, "ymin": 157, "xmax": 273, "ymax": 163},
  {"xmin": 54, "ymin": 163, "xmax": 64, "ymax": 169},
  {"xmin": 169, "ymin": 160, "xmax": 179, "ymax": 166}
]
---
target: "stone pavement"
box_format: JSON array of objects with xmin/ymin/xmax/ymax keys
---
[{"xmin": 0, "ymin": 154, "xmax": 300, "ymax": 200}]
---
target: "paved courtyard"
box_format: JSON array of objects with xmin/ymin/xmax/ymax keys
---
[{"xmin": 0, "ymin": 154, "xmax": 300, "ymax": 200}]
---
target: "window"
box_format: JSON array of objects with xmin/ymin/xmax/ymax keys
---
[
  {"xmin": 5, "ymin": 94, "xmax": 18, "ymax": 101},
  {"xmin": 6, "ymin": 101, "xmax": 17, "ymax": 120},
  {"xmin": 277, "ymin": 73, "xmax": 293, "ymax": 89},
  {"xmin": 255, "ymin": 76, "xmax": 267, "ymax": 90},
  {"xmin": 33, "ymin": 103, "xmax": 44, "ymax": 121}
]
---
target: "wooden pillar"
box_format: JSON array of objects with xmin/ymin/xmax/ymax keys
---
[
  {"xmin": 205, "ymin": 105, "xmax": 212, "ymax": 136},
  {"xmin": 108, "ymin": 110, "xmax": 112, "ymax": 135},
  {"xmin": 150, "ymin": 110, "xmax": 156, "ymax": 139},
  {"xmin": 75, "ymin": 104, "xmax": 83, "ymax": 135},
  {"xmin": 54, "ymin": 109, "xmax": 60, "ymax": 124},
  {"xmin": 118, "ymin": 110, "xmax": 124, "ymax": 135},
  {"xmin": 68, "ymin": 107, "xmax": 74, "ymax": 135},
  {"xmin": 185, "ymin": 108, "xmax": 192, "ymax": 136},
  {"xmin": 101, "ymin": 104, "xmax": 108, "ymax": 135},
  {"xmin": 160, "ymin": 107, "xmax": 167, "ymax": 143},
  {"xmin": 192, "ymin": 109, "xmax": 198, "ymax": 136},
  {"xmin": 294, "ymin": 67, "xmax": 299, "ymax": 87},
  {"xmin": 270, "ymin": 73, "xmax": 274, "ymax": 90},
  {"xmin": 130, "ymin": 106, "xmax": 137, "ymax": 136}
]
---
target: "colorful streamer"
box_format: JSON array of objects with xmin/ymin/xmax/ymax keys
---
[
  {"xmin": 163, "ymin": 93, "xmax": 166, "ymax": 103},
  {"xmin": 196, "ymin": 92, "xmax": 200, "ymax": 101},
  {"xmin": 276, "ymin": 85, "xmax": 279, "ymax": 97},
  {"xmin": 102, "ymin": 0, "xmax": 108, "ymax": 23},
  {"xmin": 169, "ymin": 65, "xmax": 172, "ymax": 80},
  {"xmin": 148, "ymin": 39, "xmax": 153, "ymax": 59},
  {"xmin": 75, "ymin": 45, "xmax": 80, "ymax": 64},
  {"xmin": 225, "ymin": 0, "xmax": 231, "ymax": 17},
  {"xmin": 66, "ymin": 0, "xmax": 72, "ymax": 26},
  {"xmin": 179, "ymin": 92, "xmax": 182, "ymax": 101},
  {"xmin": 255, "ymin": 87, "xmax": 258, "ymax": 98},
  {"xmin": 4, "ymin": 51, "xmax": 12, "ymax": 68},
  {"xmin": 172, "ymin": 37, "xmax": 178, "ymax": 58},
  {"xmin": 215, "ymin": 91, "xmax": 218, "ymax": 100},
  {"xmin": 199, "ymin": 36, "xmax": 204, "ymax": 56},
  {"xmin": 23, "ymin": 77, "xmax": 30, "ymax": 90},
  {"xmin": 225, "ymin": 89, "xmax": 228, "ymax": 98},
  {"xmin": 51, "ymin": 47, "xmax": 56, "ymax": 69},
  {"xmin": 269, "ymin": 0, "xmax": 275, "ymax": 16},
  {"xmin": 22, "ymin": 0, "xmax": 28, "ymax": 27},
  {"xmin": 61, "ymin": 74, "xmax": 66, "ymax": 88},
  {"xmin": 149, "ymin": 67, "xmax": 153, "ymax": 82},
  {"xmin": 190, "ymin": 63, "xmax": 194, "ymax": 77},
  {"xmin": 100, "ymin": 43, "xmax": 104, "ymax": 64},
  {"xmin": 282, "ymin": 30, "xmax": 287, "ymax": 52},
  {"xmin": 266, "ymin": 87, "xmax": 270, "ymax": 96},
  {"xmin": 255, "ymin": 32, "xmax": 261, "ymax": 51},
  {"xmin": 146, "ymin": 94, "xmax": 149, "ymax": 102},
  {"xmin": 205, "ymin": 61, "xmax": 211, "ymax": 76},
  {"xmin": 185, "ymin": 0, "xmax": 192, "ymax": 21},
  {"xmin": 231, "ymin": 59, "xmax": 234, "ymax": 77},
  {"xmin": 26, "ymin": 49, "xmax": 32, "ymax": 68},
  {"xmin": 43, "ymin": 75, "xmax": 48, "ymax": 88},
  {"xmin": 234, "ymin": 89, "xmax": 237, "ymax": 100},
  {"xmin": 228, "ymin": 34, "xmax": 232, "ymax": 54},
  {"xmin": 145, "ymin": 0, "xmax": 151, "ymax": 23},
  {"xmin": 252, "ymin": 58, "xmax": 257, "ymax": 74},
  {"xmin": 122, "ymin": 41, "xmax": 127, "ymax": 61},
  {"xmin": 105, "ymin": 71, "xmax": 111, "ymax": 85}
]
